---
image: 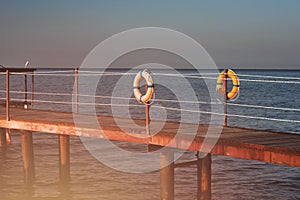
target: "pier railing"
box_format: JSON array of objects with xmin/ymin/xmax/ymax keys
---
[{"xmin": 2, "ymin": 68, "xmax": 300, "ymax": 132}]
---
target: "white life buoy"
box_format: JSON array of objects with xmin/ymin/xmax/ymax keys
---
[{"xmin": 133, "ymin": 69, "xmax": 154, "ymax": 103}]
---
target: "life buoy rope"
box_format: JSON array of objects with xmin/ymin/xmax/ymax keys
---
[{"xmin": 133, "ymin": 69, "xmax": 154, "ymax": 103}]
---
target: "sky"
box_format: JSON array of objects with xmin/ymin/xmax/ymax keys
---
[{"xmin": 0, "ymin": 0, "xmax": 300, "ymax": 69}]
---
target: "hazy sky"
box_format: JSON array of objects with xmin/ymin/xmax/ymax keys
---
[{"xmin": 0, "ymin": 0, "xmax": 299, "ymax": 69}]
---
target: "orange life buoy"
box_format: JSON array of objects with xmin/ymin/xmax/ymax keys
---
[{"xmin": 217, "ymin": 69, "xmax": 240, "ymax": 99}]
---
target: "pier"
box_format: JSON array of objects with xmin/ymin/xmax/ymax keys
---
[{"xmin": 0, "ymin": 68, "xmax": 299, "ymax": 200}]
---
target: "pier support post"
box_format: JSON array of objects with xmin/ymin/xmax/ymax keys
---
[
  {"xmin": 21, "ymin": 130, "xmax": 35, "ymax": 184},
  {"xmin": 160, "ymin": 150, "xmax": 174, "ymax": 200},
  {"xmin": 59, "ymin": 135, "xmax": 70, "ymax": 182},
  {"xmin": 197, "ymin": 153, "xmax": 212, "ymax": 200},
  {"xmin": 197, "ymin": 154, "xmax": 203, "ymax": 200},
  {"xmin": 0, "ymin": 129, "xmax": 6, "ymax": 147}
]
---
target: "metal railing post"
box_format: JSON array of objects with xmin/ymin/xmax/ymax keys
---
[
  {"xmin": 6, "ymin": 70, "xmax": 11, "ymax": 144},
  {"xmin": 31, "ymin": 71, "xmax": 34, "ymax": 106},
  {"xmin": 146, "ymin": 102, "xmax": 150, "ymax": 135},
  {"xmin": 145, "ymin": 84, "xmax": 150, "ymax": 135},
  {"xmin": 24, "ymin": 72, "xmax": 28, "ymax": 106},
  {"xmin": 75, "ymin": 67, "xmax": 78, "ymax": 113},
  {"xmin": 6, "ymin": 70, "xmax": 10, "ymax": 121},
  {"xmin": 223, "ymin": 69, "xmax": 228, "ymax": 126}
]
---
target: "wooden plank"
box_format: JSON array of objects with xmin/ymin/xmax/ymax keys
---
[
  {"xmin": 274, "ymin": 142, "xmax": 300, "ymax": 149},
  {"xmin": 254, "ymin": 138, "xmax": 300, "ymax": 146}
]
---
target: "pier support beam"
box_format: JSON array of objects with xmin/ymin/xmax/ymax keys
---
[
  {"xmin": 59, "ymin": 135, "xmax": 70, "ymax": 182},
  {"xmin": 21, "ymin": 130, "xmax": 35, "ymax": 184},
  {"xmin": 197, "ymin": 155, "xmax": 203, "ymax": 200},
  {"xmin": 160, "ymin": 150, "xmax": 174, "ymax": 200},
  {"xmin": 197, "ymin": 153, "xmax": 212, "ymax": 200},
  {"xmin": 0, "ymin": 129, "xmax": 6, "ymax": 147}
]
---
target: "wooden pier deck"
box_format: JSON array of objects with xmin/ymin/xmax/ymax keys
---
[{"xmin": 0, "ymin": 106, "xmax": 299, "ymax": 167}]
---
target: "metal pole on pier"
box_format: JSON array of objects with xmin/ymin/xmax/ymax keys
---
[
  {"xmin": 146, "ymin": 102, "xmax": 150, "ymax": 135},
  {"xmin": 75, "ymin": 67, "xmax": 78, "ymax": 113},
  {"xmin": 223, "ymin": 69, "xmax": 228, "ymax": 126},
  {"xmin": 145, "ymin": 84, "xmax": 150, "ymax": 135},
  {"xmin": 31, "ymin": 71, "xmax": 34, "ymax": 106},
  {"xmin": 6, "ymin": 70, "xmax": 10, "ymax": 121},
  {"xmin": 5, "ymin": 70, "xmax": 10, "ymax": 144},
  {"xmin": 24, "ymin": 72, "xmax": 28, "ymax": 108},
  {"xmin": 24, "ymin": 61, "xmax": 29, "ymax": 108}
]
